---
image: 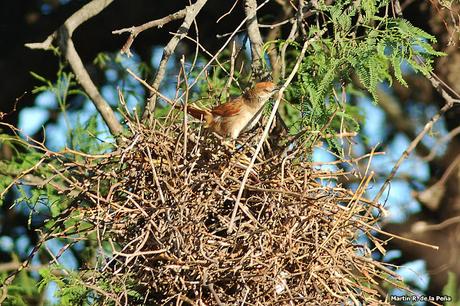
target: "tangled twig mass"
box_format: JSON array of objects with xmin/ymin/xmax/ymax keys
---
[{"xmin": 37, "ymin": 111, "xmax": 401, "ymax": 305}]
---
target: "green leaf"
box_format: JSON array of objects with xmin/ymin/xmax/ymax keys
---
[{"xmin": 30, "ymin": 71, "xmax": 48, "ymax": 83}]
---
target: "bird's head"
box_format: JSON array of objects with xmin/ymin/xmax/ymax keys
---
[{"xmin": 251, "ymin": 81, "xmax": 279, "ymax": 104}]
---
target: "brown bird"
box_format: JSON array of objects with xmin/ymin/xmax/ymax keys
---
[{"xmin": 182, "ymin": 82, "xmax": 278, "ymax": 139}]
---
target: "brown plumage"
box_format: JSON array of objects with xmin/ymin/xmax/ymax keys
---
[{"xmin": 181, "ymin": 82, "xmax": 278, "ymax": 139}]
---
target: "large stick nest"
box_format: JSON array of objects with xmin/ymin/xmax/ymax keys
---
[{"xmin": 48, "ymin": 108, "xmax": 400, "ymax": 305}]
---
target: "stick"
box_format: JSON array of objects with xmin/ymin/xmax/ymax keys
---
[
  {"xmin": 143, "ymin": 0, "xmax": 208, "ymax": 122},
  {"xmin": 113, "ymin": 8, "xmax": 188, "ymax": 57}
]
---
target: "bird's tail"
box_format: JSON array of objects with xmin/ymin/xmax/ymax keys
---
[{"xmin": 176, "ymin": 105, "xmax": 213, "ymax": 126}]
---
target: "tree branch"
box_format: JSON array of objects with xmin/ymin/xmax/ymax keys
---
[
  {"xmin": 371, "ymin": 72, "xmax": 460, "ymax": 207},
  {"xmin": 112, "ymin": 8, "xmax": 188, "ymax": 57},
  {"xmin": 244, "ymin": 0, "xmax": 266, "ymax": 79},
  {"xmin": 25, "ymin": 0, "xmax": 123, "ymax": 137},
  {"xmin": 143, "ymin": 0, "xmax": 208, "ymax": 123}
]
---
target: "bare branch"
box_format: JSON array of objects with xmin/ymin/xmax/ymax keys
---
[
  {"xmin": 297, "ymin": 0, "xmax": 307, "ymax": 38},
  {"xmin": 371, "ymin": 71, "xmax": 460, "ymax": 207},
  {"xmin": 65, "ymin": 39, "xmax": 123, "ymax": 136},
  {"xmin": 217, "ymin": 0, "xmax": 241, "ymax": 23},
  {"xmin": 244, "ymin": 0, "xmax": 266, "ymax": 79},
  {"xmin": 415, "ymin": 154, "xmax": 460, "ymax": 210},
  {"xmin": 143, "ymin": 0, "xmax": 208, "ymax": 123},
  {"xmin": 26, "ymin": 0, "xmax": 115, "ymax": 50},
  {"xmin": 112, "ymin": 8, "xmax": 188, "ymax": 57},
  {"xmin": 280, "ymin": 18, "xmax": 298, "ymax": 79},
  {"xmin": 422, "ymin": 125, "xmax": 460, "ymax": 161},
  {"xmin": 357, "ymin": 220, "xmax": 439, "ymax": 250},
  {"xmin": 376, "ymin": 87, "xmax": 430, "ymax": 155},
  {"xmin": 25, "ymin": 0, "xmax": 123, "ymax": 137}
]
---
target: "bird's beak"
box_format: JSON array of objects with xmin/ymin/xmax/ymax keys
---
[{"xmin": 272, "ymin": 85, "xmax": 281, "ymax": 94}]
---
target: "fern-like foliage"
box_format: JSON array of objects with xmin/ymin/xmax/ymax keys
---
[{"xmin": 275, "ymin": 0, "xmax": 445, "ymax": 148}]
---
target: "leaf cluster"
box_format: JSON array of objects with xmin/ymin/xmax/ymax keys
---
[{"xmin": 274, "ymin": 0, "xmax": 444, "ymax": 150}]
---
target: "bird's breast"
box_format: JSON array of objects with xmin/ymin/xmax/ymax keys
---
[{"xmin": 218, "ymin": 106, "xmax": 263, "ymax": 139}]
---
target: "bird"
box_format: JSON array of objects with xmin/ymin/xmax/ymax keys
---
[{"xmin": 180, "ymin": 82, "xmax": 278, "ymax": 139}]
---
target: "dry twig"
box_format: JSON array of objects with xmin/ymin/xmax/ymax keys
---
[{"xmin": 142, "ymin": 0, "xmax": 208, "ymax": 122}]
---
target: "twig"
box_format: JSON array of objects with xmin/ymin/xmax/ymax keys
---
[
  {"xmin": 354, "ymin": 255, "xmax": 402, "ymax": 280},
  {"xmin": 179, "ymin": 0, "xmax": 271, "ymax": 99},
  {"xmin": 371, "ymin": 73, "xmax": 460, "ymax": 205},
  {"xmin": 297, "ymin": 0, "xmax": 307, "ymax": 38},
  {"xmin": 434, "ymin": 154, "xmax": 460, "ymax": 187},
  {"xmin": 216, "ymin": 0, "xmax": 240, "ymax": 23},
  {"xmin": 413, "ymin": 215, "xmax": 460, "ymax": 232},
  {"xmin": 0, "ymin": 262, "xmax": 64, "ymax": 274},
  {"xmin": 373, "ymin": 87, "xmax": 430, "ymax": 156},
  {"xmin": 113, "ymin": 8, "xmax": 188, "ymax": 57},
  {"xmin": 126, "ymin": 69, "xmax": 176, "ymax": 106},
  {"xmin": 25, "ymin": 0, "xmax": 123, "ymax": 137},
  {"xmin": 280, "ymin": 18, "xmax": 298, "ymax": 79},
  {"xmin": 180, "ymin": 56, "xmax": 190, "ymax": 157},
  {"xmin": 208, "ymin": 283, "xmax": 225, "ymax": 306},
  {"xmin": 227, "ymin": 30, "xmax": 326, "ymax": 234},
  {"xmin": 0, "ymin": 157, "xmax": 46, "ymax": 199},
  {"xmin": 357, "ymin": 220, "xmax": 439, "ymax": 250},
  {"xmin": 179, "ymin": 34, "xmax": 240, "ymax": 90},
  {"xmin": 146, "ymin": 147, "xmax": 166, "ymax": 204},
  {"xmin": 143, "ymin": 0, "xmax": 208, "ymax": 123},
  {"xmin": 422, "ymin": 125, "xmax": 460, "ymax": 161},
  {"xmin": 264, "ymin": 1, "xmax": 293, "ymax": 81},
  {"xmin": 222, "ymin": 41, "xmax": 237, "ymax": 98},
  {"xmin": 259, "ymin": 18, "xmax": 293, "ymax": 28}
]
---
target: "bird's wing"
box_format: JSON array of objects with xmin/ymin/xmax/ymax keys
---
[
  {"xmin": 211, "ymin": 98, "xmax": 242, "ymax": 117},
  {"xmin": 186, "ymin": 105, "xmax": 209, "ymax": 119}
]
